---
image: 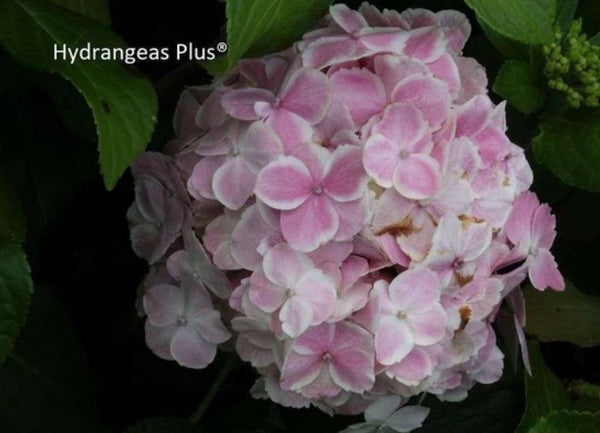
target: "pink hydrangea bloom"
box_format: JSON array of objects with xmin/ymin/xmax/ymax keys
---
[{"xmin": 127, "ymin": 2, "xmax": 565, "ymax": 426}]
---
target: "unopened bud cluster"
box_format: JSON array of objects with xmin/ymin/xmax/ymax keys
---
[{"xmin": 544, "ymin": 19, "xmax": 600, "ymax": 107}]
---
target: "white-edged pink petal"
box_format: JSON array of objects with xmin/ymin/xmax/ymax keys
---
[
  {"xmin": 375, "ymin": 315, "xmax": 414, "ymax": 365},
  {"xmin": 323, "ymin": 145, "xmax": 367, "ymax": 202},
  {"xmin": 212, "ymin": 156, "xmax": 255, "ymax": 210},
  {"xmin": 393, "ymin": 154, "xmax": 441, "ymax": 200},
  {"xmin": 255, "ymin": 156, "xmax": 313, "ymax": 210},
  {"xmin": 281, "ymin": 195, "xmax": 339, "ymax": 252}
]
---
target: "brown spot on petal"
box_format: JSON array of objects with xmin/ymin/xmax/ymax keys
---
[
  {"xmin": 374, "ymin": 215, "xmax": 420, "ymax": 237},
  {"xmin": 503, "ymin": 176, "xmax": 511, "ymax": 187},
  {"xmin": 454, "ymin": 271, "xmax": 474, "ymax": 287},
  {"xmin": 458, "ymin": 214, "xmax": 484, "ymax": 228},
  {"xmin": 455, "ymin": 305, "xmax": 472, "ymax": 335}
]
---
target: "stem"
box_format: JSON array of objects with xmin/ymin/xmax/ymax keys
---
[
  {"xmin": 417, "ymin": 392, "xmax": 428, "ymax": 405},
  {"xmin": 189, "ymin": 354, "xmax": 237, "ymax": 424},
  {"xmin": 567, "ymin": 379, "xmax": 600, "ymax": 400}
]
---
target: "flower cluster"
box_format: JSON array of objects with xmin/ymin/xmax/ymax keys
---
[{"xmin": 128, "ymin": 3, "xmax": 564, "ymax": 427}]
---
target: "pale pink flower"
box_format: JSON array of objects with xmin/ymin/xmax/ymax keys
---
[
  {"xmin": 256, "ymin": 144, "xmax": 368, "ymax": 252},
  {"xmin": 281, "ymin": 321, "xmax": 375, "ymax": 398},
  {"xmin": 248, "ymin": 243, "xmax": 337, "ymax": 337}
]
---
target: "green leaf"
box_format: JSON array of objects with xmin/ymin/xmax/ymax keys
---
[
  {"xmin": 0, "ymin": 0, "xmax": 157, "ymax": 190},
  {"xmin": 123, "ymin": 417, "xmax": 196, "ymax": 433},
  {"xmin": 49, "ymin": 0, "xmax": 111, "ymax": 25},
  {"xmin": 556, "ymin": 0, "xmax": 578, "ymax": 31},
  {"xmin": 515, "ymin": 341, "xmax": 570, "ymax": 433},
  {"xmin": 464, "ymin": 0, "xmax": 557, "ymax": 45},
  {"xmin": 524, "ymin": 283, "xmax": 600, "ymax": 347},
  {"xmin": 528, "ymin": 410, "xmax": 600, "ymax": 433},
  {"xmin": 590, "ymin": 32, "xmax": 600, "ymax": 45},
  {"xmin": 0, "ymin": 285, "xmax": 107, "ymax": 433},
  {"xmin": 0, "ymin": 175, "xmax": 25, "ymax": 245},
  {"xmin": 0, "ymin": 243, "xmax": 32, "ymax": 365},
  {"xmin": 533, "ymin": 108, "xmax": 600, "ymax": 191},
  {"xmin": 493, "ymin": 60, "xmax": 545, "ymax": 113},
  {"xmin": 477, "ymin": 20, "xmax": 531, "ymax": 61},
  {"xmin": 224, "ymin": 0, "xmax": 331, "ymax": 71}
]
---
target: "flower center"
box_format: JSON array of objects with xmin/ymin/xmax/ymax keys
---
[
  {"xmin": 452, "ymin": 258, "xmax": 464, "ymax": 270},
  {"xmin": 322, "ymin": 352, "xmax": 332, "ymax": 361},
  {"xmin": 313, "ymin": 185, "xmax": 323, "ymax": 195},
  {"xmin": 397, "ymin": 311, "xmax": 407, "ymax": 320},
  {"xmin": 177, "ymin": 315, "xmax": 187, "ymax": 326},
  {"xmin": 272, "ymin": 97, "xmax": 281, "ymax": 108}
]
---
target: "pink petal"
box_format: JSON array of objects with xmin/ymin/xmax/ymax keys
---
[
  {"xmin": 391, "ymin": 75, "xmax": 450, "ymax": 129},
  {"xmin": 295, "ymin": 269, "xmax": 337, "ymax": 324},
  {"xmin": 372, "ymin": 104, "xmax": 429, "ymax": 150},
  {"xmin": 393, "ymin": 154, "xmax": 441, "ymax": 200},
  {"xmin": 280, "ymin": 296, "xmax": 314, "ymax": 337},
  {"xmin": 359, "ymin": 28, "xmax": 410, "ymax": 52},
  {"xmin": 333, "ymin": 198, "xmax": 369, "ymax": 242},
  {"xmin": 386, "ymin": 347, "xmax": 432, "ymax": 384},
  {"xmin": 329, "ymin": 348, "xmax": 375, "ymax": 393},
  {"xmin": 436, "ymin": 10, "xmax": 471, "ymax": 52},
  {"xmin": 330, "ymin": 3, "xmax": 367, "ymax": 33},
  {"xmin": 505, "ymin": 191, "xmax": 539, "ymax": 246},
  {"xmin": 280, "ymin": 69, "xmax": 331, "ymax": 124},
  {"xmin": 375, "ymin": 315, "xmax": 414, "ymax": 365},
  {"xmin": 294, "ymin": 322, "xmax": 336, "ymax": 355},
  {"xmin": 187, "ymin": 156, "xmax": 228, "ymax": 200},
  {"xmin": 323, "ymin": 145, "xmax": 367, "ymax": 202},
  {"xmin": 170, "ymin": 327, "xmax": 217, "ymax": 369},
  {"xmin": 212, "ymin": 156, "xmax": 255, "ymax": 210},
  {"xmin": 374, "ymin": 54, "xmax": 430, "ymax": 95},
  {"xmin": 529, "ymin": 249, "xmax": 565, "ymax": 291},
  {"xmin": 407, "ymin": 305, "xmax": 447, "ymax": 345},
  {"xmin": 363, "ymin": 134, "xmax": 400, "ymax": 187},
  {"xmin": 231, "ymin": 205, "xmax": 279, "ymax": 272},
  {"xmin": 281, "ymin": 352, "xmax": 323, "ymax": 390},
  {"xmin": 221, "ymin": 88, "xmax": 274, "ymax": 120},
  {"xmin": 531, "ymin": 203, "xmax": 556, "ymax": 250},
  {"xmin": 302, "ymin": 36, "xmax": 357, "ymax": 70},
  {"xmin": 403, "ymin": 26, "xmax": 446, "ymax": 63},
  {"xmin": 330, "ymin": 68, "xmax": 386, "ymax": 125},
  {"xmin": 281, "ymin": 195, "xmax": 339, "ymax": 252},
  {"xmin": 240, "ymin": 122, "xmax": 283, "ymax": 173},
  {"xmin": 388, "ymin": 269, "xmax": 441, "ymax": 314},
  {"xmin": 263, "ymin": 243, "xmax": 314, "ymax": 287},
  {"xmin": 145, "ymin": 321, "xmax": 177, "ymax": 360},
  {"xmin": 189, "ymin": 308, "xmax": 231, "ymax": 344},
  {"xmin": 248, "ymin": 273, "xmax": 286, "ymax": 313},
  {"xmin": 455, "ymin": 94, "xmax": 493, "ymax": 137},
  {"xmin": 143, "ymin": 284, "xmax": 182, "ymax": 326},
  {"xmin": 428, "ymin": 53, "xmax": 461, "ymax": 96},
  {"xmin": 255, "ymin": 156, "xmax": 313, "ymax": 210},
  {"xmin": 266, "ymin": 109, "xmax": 314, "ymax": 153}
]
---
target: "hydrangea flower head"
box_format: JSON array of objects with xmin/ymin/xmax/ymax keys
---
[{"xmin": 128, "ymin": 3, "xmax": 565, "ymax": 429}]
